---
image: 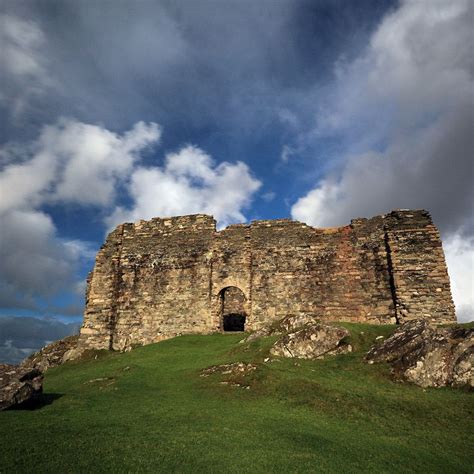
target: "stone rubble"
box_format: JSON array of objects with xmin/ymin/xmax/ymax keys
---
[
  {"xmin": 200, "ymin": 362, "xmax": 258, "ymax": 389},
  {"xmin": 200, "ymin": 362, "xmax": 258, "ymax": 377}
]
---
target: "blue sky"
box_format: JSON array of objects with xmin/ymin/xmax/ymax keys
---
[{"xmin": 0, "ymin": 0, "xmax": 473, "ymax": 361}]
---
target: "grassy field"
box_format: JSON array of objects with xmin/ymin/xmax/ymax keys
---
[{"xmin": 1, "ymin": 323, "xmax": 472, "ymax": 473}]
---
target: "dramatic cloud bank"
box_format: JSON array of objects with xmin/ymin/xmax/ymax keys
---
[
  {"xmin": 291, "ymin": 0, "xmax": 473, "ymax": 320},
  {"xmin": 0, "ymin": 119, "xmax": 260, "ymax": 312},
  {"xmin": 0, "ymin": 210, "xmax": 77, "ymax": 310},
  {"xmin": 0, "ymin": 120, "xmax": 160, "ymax": 311},
  {"xmin": 0, "ymin": 119, "xmax": 161, "ymax": 211},
  {"xmin": 444, "ymin": 235, "xmax": 474, "ymax": 323},
  {"xmin": 0, "ymin": 316, "xmax": 80, "ymax": 365},
  {"xmin": 107, "ymin": 145, "xmax": 261, "ymax": 229}
]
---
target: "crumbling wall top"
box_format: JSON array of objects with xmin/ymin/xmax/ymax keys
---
[{"xmin": 107, "ymin": 209, "xmax": 434, "ymax": 239}]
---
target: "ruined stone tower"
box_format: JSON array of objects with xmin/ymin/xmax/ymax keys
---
[{"xmin": 77, "ymin": 209, "xmax": 455, "ymax": 351}]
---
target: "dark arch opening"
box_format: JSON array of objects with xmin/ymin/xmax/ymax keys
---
[
  {"xmin": 219, "ymin": 286, "xmax": 247, "ymax": 332},
  {"xmin": 223, "ymin": 313, "xmax": 246, "ymax": 332}
]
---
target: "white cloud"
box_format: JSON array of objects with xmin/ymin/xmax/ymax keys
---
[
  {"xmin": 0, "ymin": 145, "xmax": 55, "ymax": 213},
  {"xmin": 444, "ymin": 234, "xmax": 474, "ymax": 323},
  {"xmin": 0, "ymin": 209, "xmax": 76, "ymax": 302},
  {"xmin": 0, "ymin": 122, "xmax": 259, "ymax": 310},
  {"xmin": 291, "ymin": 0, "xmax": 474, "ymax": 320},
  {"xmin": 291, "ymin": 180, "xmax": 343, "ymax": 227},
  {"xmin": 316, "ymin": 0, "xmax": 472, "ymax": 139},
  {"xmin": 106, "ymin": 145, "xmax": 261, "ymax": 229},
  {"xmin": 73, "ymin": 280, "xmax": 88, "ymax": 298},
  {"xmin": 62, "ymin": 240, "xmax": 97, "ymax": 261},
  {"xmin": 0, "ymin": 119, "xmax": 160, "ymax": 310},
  {"xmin": 0, "ymin": 119, "xmax": 161, "ymax": 211},
  {"xmin": 47, "ymin": 119, "xmax": 161, "ymax": 205},
  {"xmin": 292, "ymin": 102, "xmax": 473, "ymax": 231},
  {"xmin": 280, "ymin": 145, "xmax": 295, "ymax": 163}
]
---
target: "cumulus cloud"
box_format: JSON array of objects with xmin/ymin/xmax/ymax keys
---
[
  {"xmin": 292, "ymin": 104, "xmax": 473, "ymax": 232},
  {"xmin": 291, "ymin": 0, "xmax": 474, "ymax": 320},
  {"xmin": 1, "ymin": 119, "xmax": 259, "ymax": 311},
  {"xmin": 0, "ymin": 208, "xmax": 96, "ymax": 315},
  {"xmin": 0, "ymin": 210, "xmax": 74, "ymax": 301},
  {"xmin": 444, "ymin": 234, "xmax": 474, "ymax": 323},
  {"xmin": 0, "ymin": 119, "xmax": 160, "ymax": 310},
  {"xmin": 107, "ymin": 145, "xmax": 261, "ymax": 229},
  {"xmin": 48, "ymin": 120, "xmax": 160, "ymax": 205},
  {"xmin": 0, "ymin": 119, "xmax": 161, "ymax": 211},
  {"xmin": 315, "ymin": 1, "xmax": 472, "ymax": 139}
]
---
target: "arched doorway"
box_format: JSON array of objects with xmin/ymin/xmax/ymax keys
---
[{"xmin": 219, "ymin": 286, "xmax": 247, "ymax": 331}]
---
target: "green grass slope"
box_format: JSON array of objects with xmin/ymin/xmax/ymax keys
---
[{"xmin": 1, "ymin": 324, "xmax": 472, "ymax": 473}]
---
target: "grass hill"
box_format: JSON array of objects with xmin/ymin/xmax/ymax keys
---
[{"xmin": 0, "ymin": 323, "xmax": 472, "ymax": 473}]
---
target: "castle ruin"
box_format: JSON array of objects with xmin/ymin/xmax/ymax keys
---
[{"xmin": 77, "ymin": 209, "xmax": 455, "ymax": 351}]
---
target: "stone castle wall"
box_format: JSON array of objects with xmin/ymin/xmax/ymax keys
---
[{"xmin": 78, "ymin": 210, "xmax": 455, "ymax": 351}]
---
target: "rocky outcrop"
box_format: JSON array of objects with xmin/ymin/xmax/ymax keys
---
[
  {"xmin": 241, "ymin": 313, "xmax": 320, "ymax": 343},
  {"xmin": 200, "ymin": 362, "xmax": 257, "ymax": 377},
  {"xmin": 200, "ymin": 362, "xmax": 257, "ymax": 389},
  {"xmin": 22, "ymin": 335, "xmax": 79, "ymax": 372},
  {"xmin": 366, "ymin": 320, "xmax": 473, "ymax": 388},
  {"xmin": 241, "ymin": 327, "xmax": 274, "ymax": 343},
  {"xmin": 242, "ymin": 315, "xmax": 351, "ymax": 360},
  {"xmin": 0, "ymin": 335, "xmax": 78, "ymax": 410},
  {"xmin": 0, "ymin": 364, "xmax": 43, "ymax": 410},
  {"xmin": 278, "ymin": 313, "xmax": 320, "ymax": 333},
  {"xmin": 270, "ymin": 323, "xmax": 351, "ymax": 359}
]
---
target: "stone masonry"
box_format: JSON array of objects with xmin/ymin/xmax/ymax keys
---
[{"xmin": 78, "ymin": 209, "xmax": 455, "ymax": 352}]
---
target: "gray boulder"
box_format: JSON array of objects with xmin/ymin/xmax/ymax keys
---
[
  {"xmin": 366, "ymin": 320, "xmax": 473, "ymax": 388},
  {"xmin": 278, "ymin": 313, "xmax": 320, "ymax": 333},
  {"xmin": 0, "ymin": 364, "xmax": 43, "ymax": 410},
  {"xmin": 21, "ymin": 335, "xmax": 79, "ymax": 372},
  {"xmin": 241, "ymin": 313, "xmax": 320, "ymax": 343},
  {"xmin": 270, "ymin": 323, "xmax": 351, "ymax": 359},
  {"xmin": 241, "ymin": 326, "xmax": 274, "ymax": 343}
]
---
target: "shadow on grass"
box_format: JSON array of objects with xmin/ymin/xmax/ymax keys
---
[{"xmin": 9, "ymin": 393, "xmax": 64, "ymax": 411}]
